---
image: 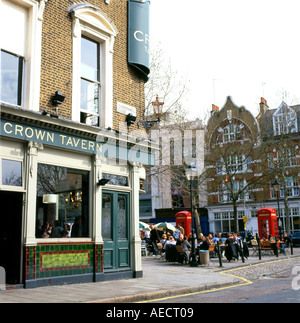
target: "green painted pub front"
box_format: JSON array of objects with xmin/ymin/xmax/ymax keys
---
[{"xmin": 0, "ymin": 105, "xmax": 154, "ymax": 288}]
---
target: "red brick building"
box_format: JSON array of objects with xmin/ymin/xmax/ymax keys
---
[{"xmin": 205, "ymin": 97, "xmax": 300, "ymax": 236}]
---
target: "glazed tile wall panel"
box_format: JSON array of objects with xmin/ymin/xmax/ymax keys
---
[{"xmin": 25, "ymin": 243, "xmax": 96, "ymax": 280}]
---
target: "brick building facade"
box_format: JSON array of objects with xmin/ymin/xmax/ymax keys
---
[
  {"xmin": 39, "ymin": 0, "xmax": 145, "ymax": 130},
  {"xmin": 0, "ymin": 0, "xmax": 155, "ymax": 288},
  {"xmin": 205, "ymin": 96, "xmax": 300, "ymax": 236}
]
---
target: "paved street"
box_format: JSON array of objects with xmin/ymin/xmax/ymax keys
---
[
  {"xmin": 148, "ymin": 268, "xmax": 300, "ymax": 303},
  {"xmin": 0, "ymin": 249, "xmax": 299, "ymax": 303}
]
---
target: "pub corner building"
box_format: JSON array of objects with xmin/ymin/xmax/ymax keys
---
[{"xmin": 0, "ymin": 0, "xmax": 156, "ymax": 288}]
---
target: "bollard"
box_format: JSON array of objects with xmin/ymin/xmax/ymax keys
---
[
  {"xmin": 256, "ymin": 234, "xmax": 262, "ymax": 260},
  {"xmin": 291, "ymin": 240, "xmax": 294, "ymax": 255},
  {"xmin": 274, "ymin": 236, "xmax": 279, "ymax": 257},
  {"xmin": 239, "ymin": 239, "xmax": 245, "ymax": 263},
  {"xmin": 217, "ymin": 240, "xmax": 223, "ymax": 267}
]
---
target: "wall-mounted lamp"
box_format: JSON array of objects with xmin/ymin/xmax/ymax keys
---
[
  {"xmin": 42, "ymin": 91, "xmax": 65, "ymax": 118},
  {"xmin": 138, "ymin": 95, "xmax": 164, "ymax": 131},
  {"xmin": 98, "ymin": 178, "xmax": 110, "ymax": 186},
  {"xmin": 126, "ymin": 113, "xmax": 137, "ymax": 128},
  {"xmin": 52, "ymin": 90, "xmax": 65, "ymax": 105}
]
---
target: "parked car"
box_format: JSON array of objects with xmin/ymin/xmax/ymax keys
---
[{"xmin": 291, "ymin": 232, "xmax": 300, "ymax": 247}]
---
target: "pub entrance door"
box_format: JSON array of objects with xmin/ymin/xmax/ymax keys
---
[
  {"xmin": 0, "ymin": 191, "xmax": 23, "ymax": 284},
  {"xmin": 102, "ymin": 191, "xmax": 130, "ymax": 272}
]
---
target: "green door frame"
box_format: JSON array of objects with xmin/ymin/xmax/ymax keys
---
[{"xmin": 102, "ymin": 190, "xmax": 130, "ymax": 272}]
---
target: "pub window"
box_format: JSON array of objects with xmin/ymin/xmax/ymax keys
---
[
  {"xmin": 36, "ymin": 164, "xmax": 89, "ymax": 239},
  {"xmin": 1, "ymin": 0, "xmax": 42, "ymax": 111},
  {"xmin": 80, "ymin": 37, "xmax": 101, "ymax": 127}
]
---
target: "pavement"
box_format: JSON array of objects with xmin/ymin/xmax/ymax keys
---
[{"xmin": 0, "ymin": 248, "xmax": 300, "ymax": 303}]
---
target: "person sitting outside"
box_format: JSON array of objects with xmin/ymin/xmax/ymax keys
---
[
  {"xmin": 198, "ymin": 236, "xmax": 210, "ymax": 251},
  {"xmin": 233, "ymin": 233, "xmax": 240, "ymax": 242},
  {"xmin": 164, "ymin": 236, "xmax": 177, "ymax": 262},
  {"xmin": 144, "ymin": 229, "xmax": 150, "ymax": 245},
  {"xmin": 173, "ymin": 227, "xmax": 181, "ymax": 241},
  {"xmin": 212, "ymin": 233, "xmax": 221, "ymax": 244},
  {"xmin": 160, "ymin": 234, "xmax": 167, "ymax": 245},
  {"xmin": 159, "ymin": 234, "xmax": 167, "ymax": 255},
  {"xmin": 164, "ymin": 235, "xmax": 176, "ymax": 249},
  {"xmin": 176, "ymin": 234, "xmax": 184, "ymax": 246},
  {"xmin": 282, "ymin": 233, "xmax": 291, "ymax": 255},
  {"xmin": 181, "ymin": 235, "xmax": 191, "ymax": 263},
  {"xmin": 220, "ymin": 234, "xmax": 227, "ymax": 244}
]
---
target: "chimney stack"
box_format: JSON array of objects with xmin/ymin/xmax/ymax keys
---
[
  {"xmin": 259, "ymin": 97, "xmax": 268, "ymax": 114},
  {"xmin": 211, "ymin": 104, "xmax": 219, "ymax": 115}
]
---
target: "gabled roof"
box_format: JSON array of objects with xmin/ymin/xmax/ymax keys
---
[{"xmin": 258, "ymin": 102, "xmax": 300, "ymax": 137}]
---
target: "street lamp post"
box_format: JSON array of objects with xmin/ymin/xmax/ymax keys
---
[
  {"xmin": 272, "ymin": 178, "xmax": 282, "ymax": 239},
  {"xmin": 186, "ymin": 165, "xmax": 198, "ymax": 267}
]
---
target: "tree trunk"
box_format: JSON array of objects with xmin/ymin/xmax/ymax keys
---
[
  {"xmin": 281, "ymin": 175, "xmax": 292, "ymax": 235},
  {"xmin": 233, "ymin": 199, "xmax": 238, "ymax": 233},
  {"xmin": 193, "ymin": 206, "xmax": 202, "ymax": 238}
]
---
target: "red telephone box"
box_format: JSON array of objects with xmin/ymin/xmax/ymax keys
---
[
  {"xmin": 257, "ymin": 208, "xmax": 279, "ymax": 239},
  {"xmin": 175, "ymin": 211, "xmax": 192, "ymax": 238}
]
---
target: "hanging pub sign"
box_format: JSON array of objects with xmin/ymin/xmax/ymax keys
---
[{"xmin": 128, "ymin": 0, "xmax": 150, "ymax": 81}]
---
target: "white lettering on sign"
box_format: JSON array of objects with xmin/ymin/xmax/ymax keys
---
[{"xmin": 134, "ymin": 30, "xmax": 149, "ymax": 44}]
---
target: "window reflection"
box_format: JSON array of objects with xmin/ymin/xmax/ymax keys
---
[
  {"xmin": 2, "ymin": 159, "xmax": 22, "ymax": 186},
  {"xmin": 1, "ymin": 50, "xmax": 23, "ymax": 105},
  {"xmin": 102, "ymin": 173, "xmax": 128, "ymax": 186},
  {"xmin": 36, "ymin": 164, "xmax": 89, "ymax": 239},
  {"xmin": 80, "ymin": 37, "xmax": 100, "ymax": 127}
]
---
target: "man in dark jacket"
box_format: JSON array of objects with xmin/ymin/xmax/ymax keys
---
[{"xmin": 150, "ymin": 225, "xmax": 160, "ymax": 255}]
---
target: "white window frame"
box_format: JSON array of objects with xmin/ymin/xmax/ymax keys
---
[
  {"xmin": 0, "ymin": 139, "xmax": 25, "ymax": 192},
  {"xmin": 35, "ymin": 147, "xmax": 92, "ymax": 243},
  {"xmin": 70, "ymin": 4, "xmax": 118, "ymax": 129},
  {"xmin": 223, "ymin": 124, "xmax": 241, "ymax": 143},
  {"xmin": 273, "ymin": 102, "xmax": 298, "ymax": 135},
  {"xmin": 0, "ymin": 0, "xmax": 44, "ymax": 111}
]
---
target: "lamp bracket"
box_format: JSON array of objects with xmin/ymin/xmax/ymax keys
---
[{"xmin": 138, "ymin": 117, "xmax": 160, "ymax": 131}]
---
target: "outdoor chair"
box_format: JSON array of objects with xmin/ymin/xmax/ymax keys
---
[
  {"xmin": 176, "ymin": 245, "xmax": 188, "ymax": 264},
  {"xmin": 251, "ymin": 239, "xmax": 258, "ymax": 256},
  {"xmin": 141, "ymin": 241, "xmax": 147, "ymax": 256},
  {"xmin": 157, "ymin": 242, "xmax": 163, "ymax": 256},
  {"xmin": 260, "ymin": 240, "xmax": 274, "ymax": 256}
]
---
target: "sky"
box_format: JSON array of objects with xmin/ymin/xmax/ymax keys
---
[{"xmin": 149, "ymin": 0, "xmax": 300, "ymax": 121}]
